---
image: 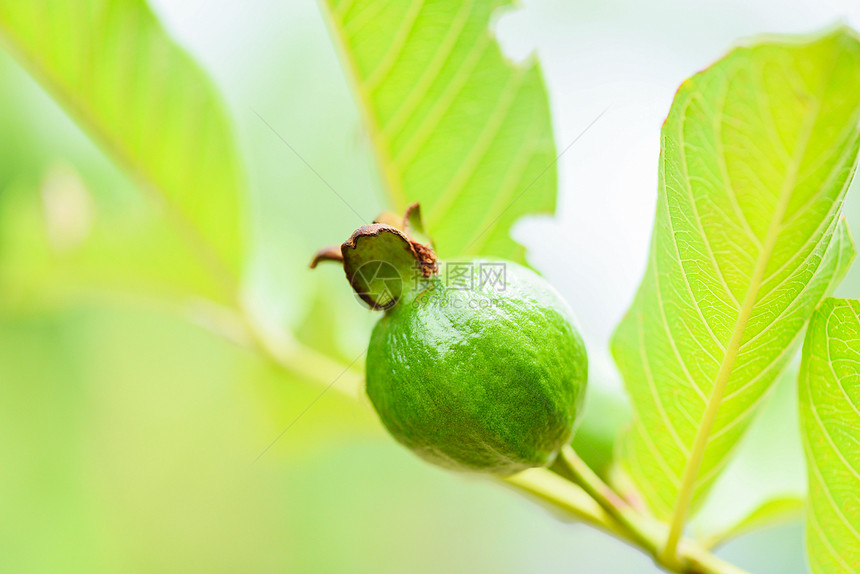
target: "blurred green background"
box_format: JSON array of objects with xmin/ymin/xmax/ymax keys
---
[{"xmin": 2, "ymin": 1, "xmax": 860, "ymax": 572}]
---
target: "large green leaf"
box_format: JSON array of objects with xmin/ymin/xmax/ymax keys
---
[
  {"xmin": 611, "ymin": 28, "xmax": 860, "ymax": 522},
  {"xmin": 0, "ymin": 0, "xmax": 244, "ymax": 280},
  {"xmin": 321, "ymin": 0, "xmax": 557, "ymax": 264},
  {"xmin": 799, "ymin": 297, "xmax": 860, "ymax": 573}
]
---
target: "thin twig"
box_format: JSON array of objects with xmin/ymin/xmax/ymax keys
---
[{"xmin": 559, "ymin": 446, "xmax": 660, "ymax": 552}]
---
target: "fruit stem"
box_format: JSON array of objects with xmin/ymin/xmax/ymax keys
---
[
  {"xmin": 502, "ymin": 468, "xmax": 643, "ymax": 546},
  {"xmin": 557, "ymin": 446, "xmax": 749, "ymax": 574},
  {"xmin": 559, "ymin": 446, "xmax": 660, "ymax": 553}
]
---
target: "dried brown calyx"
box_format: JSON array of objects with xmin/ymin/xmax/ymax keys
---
[{"xmin": 310, "ymin": 202, "xmax": 438, "ymax": 310}]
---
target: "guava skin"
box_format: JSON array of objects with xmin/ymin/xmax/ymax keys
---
[{"xmin": 366, "ymin": 260, "xmax": 588, "ymax": 475}]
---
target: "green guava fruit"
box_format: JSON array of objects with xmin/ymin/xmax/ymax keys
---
[
  {"xmin": 311, "ymin": 208, "xmax": 588, "ymax": 476},
  {"xmin": 366, "ymin": 260, "xmax": 587, "ymax": 475}
]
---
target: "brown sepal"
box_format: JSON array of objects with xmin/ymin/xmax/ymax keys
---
[{"xmin": 309, "ymin": 245, "xmax": 344, "ymax": 268}]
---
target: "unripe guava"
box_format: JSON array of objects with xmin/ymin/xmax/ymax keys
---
[
  {"xmin": 310, "ymin": 207, "xmax": 589, "ymax": 476},
  {"xmin": 365, "ymin": 260, "xmax": 587, "ymax": 475}
]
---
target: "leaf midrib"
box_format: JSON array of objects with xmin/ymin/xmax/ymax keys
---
[{"xmin": 662, "ymin": 79, "xmax": 825, "ymax": 555}]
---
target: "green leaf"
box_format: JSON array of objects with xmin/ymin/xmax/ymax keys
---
[
  {"xmin": 699, "ymin": 496, "xmax": 804, "ymax": 549},
  {"xmin": 321, "ymin": 0, "xmax": 557, "ymax": 264},
  {"xmin": 571, "ymin": 385, "xmax": 631, "ymax": 478},
  {"xmin": 0, "ymin": 0, "xmax": 244, "ymax": 281},
  {"xmin": 692, "ymin": 364, "xmax": 806, "ymax": 546},
  {"xmin": 0, "ymin": 169, "xmax": 232, "ymax": 313},
  {"xmin": 611, "ymin": 27, "xmax": 860, "ymax": 522},
  {"xmin": 799, "ymin": 297, "xmax": 860, "ymax": 573}
]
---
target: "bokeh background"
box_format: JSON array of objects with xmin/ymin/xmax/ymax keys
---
[{"xmin": 3, "ymin": 1, "xmax": 860, "ymax": 572}]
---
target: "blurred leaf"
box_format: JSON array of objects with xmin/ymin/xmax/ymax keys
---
[
  {"xmin": 799, "ymin": 297, "xmax": 860, "ymax": 574},
  {"xmin": 0, "ymin": 50, "xmax": 230, "ymax": 309},
  {"xmin": 571, "ymin": 385, "xmax": 631, "ymax": 478},
  {"xmin": 611, "ymin": 28, "xmax": 860, "ymax": 520},
  {"xmin": 700, "ymin": 496, "xmax": 804, "ymax": 549},
  {"xmin": 0, "ymin": 0, "xmax": 245, "ymax": 284},
  {"xmin": 321, "ymin": 0, "xmax": 557, "ymax": 264},
  {"xmin": 0, "ymin": 167, "xmax": 230, "ymax": 313},
  {"xmin": 294, "ymin": 282, "xmax": 362, "ymax": 364}
]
